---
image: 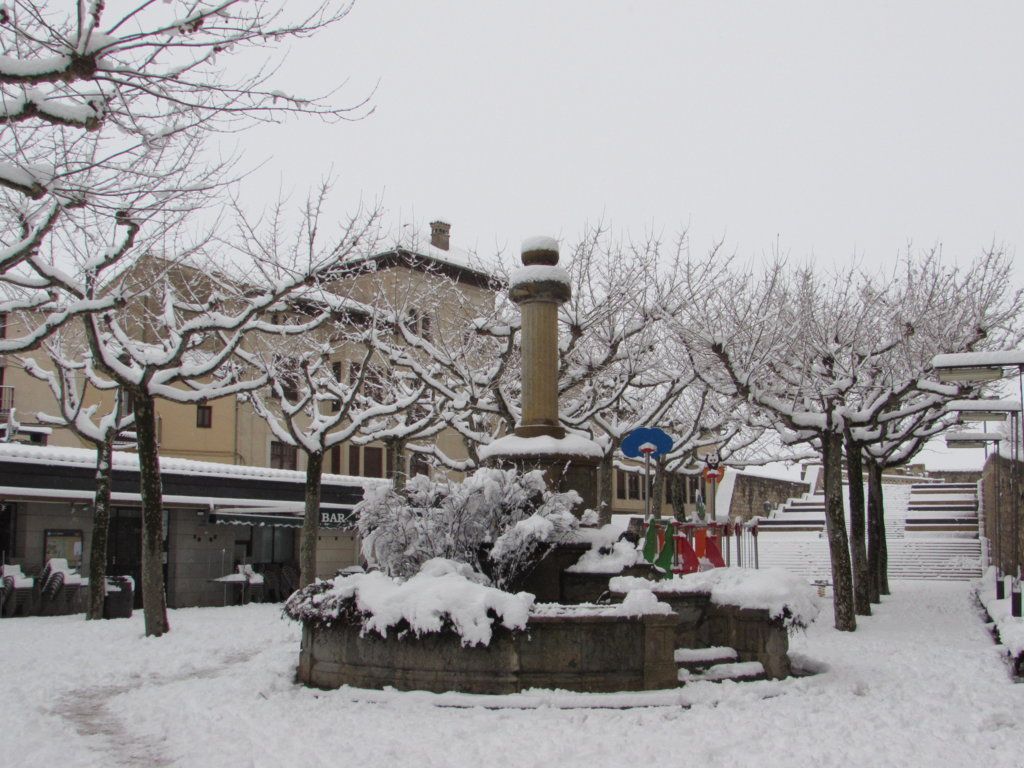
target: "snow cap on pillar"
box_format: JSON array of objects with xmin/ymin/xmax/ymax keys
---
[{"xmin": 521, "ymin": 236, "xmax": 560, "ymax": 266}]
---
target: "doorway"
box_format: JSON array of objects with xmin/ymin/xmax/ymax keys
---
[{"xmin": 107, "ymin": 507, "xmax": 143, "ymax": 607}]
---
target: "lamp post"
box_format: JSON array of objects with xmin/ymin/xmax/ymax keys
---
[
  {"xmin": 945, "ymin": 400, "xmax": 1020, "ymax": 576},
  {"xmin": 933, "ymin": 349, "xmax": 1024, "ymax": 577}
]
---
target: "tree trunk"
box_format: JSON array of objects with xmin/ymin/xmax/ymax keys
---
[
  {"xmin": 668, "ymin": 473, "xmax": 686, "ymax": 520},
  {"xmin": 299, "ymin": 449, "xmax": 324, "ymax": 587},
  {"xmin": 844, "ymin": 432, "xmax": 871, "ymax": 616},
  {"xmin": 387, "ymin": 439, "xmax": 407, "ymax": 493},
  {"xmin": 133, "ymin": 392, "xmax": 169, "ymax": 637},
  {"xmin": 596, "ymin": 452, "xmax": 614, "ymax": 525},
  {"xmin": 86, "ymin": 438, "xmax": 113, "ymax": 620},
  {"xmin": 865, "ymin": 459, "xmax": 881, "ymax": 603},
  {"xmin": 868, "ymin": 460, "xmax": 889, "ymax": 596},
  {"xmin": 822, "ymin": 431, "xmax": 856, "ymax": 631}
]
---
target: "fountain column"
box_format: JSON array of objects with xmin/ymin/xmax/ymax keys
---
[{"xmin": 480, "ymin": 236, "xmax": 600, "ymax": 512}]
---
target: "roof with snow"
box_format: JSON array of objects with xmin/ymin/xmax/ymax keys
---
[
  {"xmin": 341, "ymin": 230, "xmax": 500, "ymax": 291},
  {"xmin": 932, "ymin": 350, "xmax": 1024, "ymax": 369},
  {"xmin": 945, "ymin": 399, "xmax": 1022, "ymax": 413},
  {"xmin": 0, "ymin": 444, "xmax": 380, "ymax": 522}
]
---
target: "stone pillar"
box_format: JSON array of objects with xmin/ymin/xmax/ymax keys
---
[
  {"xmin": 481, "ymin": 237, "xmax": 601, "ymax": 512},
  {"xmin": 513, "ymin": 237, "xmax": 569, "ymax": 439}
]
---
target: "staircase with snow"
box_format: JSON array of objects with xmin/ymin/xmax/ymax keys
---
[
  {"xmin": 753, "ymin": 480, "xmax": 982, "ymax": 581},
  {"xmin": 674, "ymin": 646, "xmax": 766, "ymax": 684}
]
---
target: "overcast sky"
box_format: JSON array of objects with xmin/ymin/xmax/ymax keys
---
[
  {"xmin": 245, "ymin": 2, "xmax": 1023, "ymax": 272},
  {"xmin": 243, "ymin": 1, "xmax": 1023, "ymax": 469}
]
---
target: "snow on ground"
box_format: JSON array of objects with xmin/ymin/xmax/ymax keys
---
[{"xmin": 3, "ymin": 581, "xmax": 1024, "ymax": 768}]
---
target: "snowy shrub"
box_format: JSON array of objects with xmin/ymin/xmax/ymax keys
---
[
  {"xmin": 356, "ymin": 467, "xmax": 581, "ymax": 587},
  {"xmin": 284, "ymin": 557, "xmax": 534, "ymax": 646}
]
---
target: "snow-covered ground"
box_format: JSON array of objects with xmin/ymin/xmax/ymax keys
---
[{"xmin": 3, "ymin": 581, "xmax": 1024, "ymax": 768}]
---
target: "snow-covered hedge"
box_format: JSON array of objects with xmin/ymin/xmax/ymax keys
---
[
  {"xmin": 285, "ymin": 559, "xmax": 535, "ymax": 647},
  {"xmin": 610, "ymin": 567, "xmax": 820, "ymax": 630},
  {"xmin": 357, "ymin": 468, "xmax": 580, "ymax": 587}
]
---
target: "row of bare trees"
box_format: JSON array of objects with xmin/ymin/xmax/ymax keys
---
[
  {"xmin": 1, "ymin": 0, "xmax": 372, "ymax": 636},
  {"xmin": 673, "ymin": 251, "xmax": 1023, "ymax": 630},
  {"xmin": 3, "ymin": 4, "xmax": 1020, "ymax": 642}
]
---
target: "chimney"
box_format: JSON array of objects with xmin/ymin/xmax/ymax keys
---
[{"xmin": 429, "ymin": 220, "xmax": 451, "ymax": 251}]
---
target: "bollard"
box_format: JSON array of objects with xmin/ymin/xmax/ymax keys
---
[
  {"xmin": 997, "ymin": 578, "xmax": 1006, "ymax": 600},
  {"xmin": 1013, "ymin": 583, "xmax": 1022, "ymax": 619}
]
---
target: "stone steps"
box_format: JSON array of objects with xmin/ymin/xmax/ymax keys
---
[
  {"xmin": 678, "ymin": 660, "xmax": 766, "ymax": 683},
  {"xmin": 756, "ymin": 539, "xmax": 983, "ymax": 580},
  {"xmin": 674, "ymin": 646, "xmax": 766, "ymax": 683},
  {"xmin": 757, "ymin": 481, "xmax": 982, "ymax": 579}
]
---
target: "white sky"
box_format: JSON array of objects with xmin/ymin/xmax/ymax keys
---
[
  {"xmin": 239, "ymin": 1, "xmax": 1024, "ymax": 471},
  {"xmin": 244, "ymin": 1, "xmax": 1024, "ymax": 274}
]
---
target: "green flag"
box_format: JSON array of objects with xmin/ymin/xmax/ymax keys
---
[
  {"xmin": 643, "ymin": 521, "xmax": 660, "ymax": 564},
  {"xmin": 655, "ymin": 520, "xmax": 675, "ymax": 578}
]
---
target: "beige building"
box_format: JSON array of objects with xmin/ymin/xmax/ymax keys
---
[
  {"xmin": 0, "ymin": 222, "xmax": 497, "ymax": 604},
  {"xmin": 0, "ymin": 224, "xmax": 760, "ymax": 607}
]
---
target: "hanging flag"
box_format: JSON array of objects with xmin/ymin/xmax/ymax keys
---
[
  {"xmin": 655, "ymin": 520, "xmax": 675, "ymax": 577},
  {"xmin": 643, "ymin": 521, "xmax": 660, "ymax": 564}
]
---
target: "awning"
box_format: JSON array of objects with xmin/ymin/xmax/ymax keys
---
[
  {"xmin": 209, "ymin": 510, "xmax": 304, "ymax": 527},
  {"xmin": 208, "ymin": 506, "xmax": 356, "ymax": 529}
]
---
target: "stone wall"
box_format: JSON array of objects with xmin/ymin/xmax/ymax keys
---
[
  {"xmin": 12, "ymin": 500, "xmax": 94, "ymax": 572},
  {"xmin": 613, "ymin": 590, "xmax": 791, "ymax": 679},
  {"xmin": 727, "ymin": 473, "xmax": 809, "ymax": 521},
  {"xmin": 298, "ymin": 612, "xmax": 679, "ymax": 694},
  {"xmin": 981, "ymin": 453, "xmax": 1023, "ymax": 576},
  {"xmin": 168, "ymin": 510, "xmax": 234, "ymax": 608}
]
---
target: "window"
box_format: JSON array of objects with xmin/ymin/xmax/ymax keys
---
[
  {"xmin": 410, "ymin": 452, "xmax": 431, "ymax": 478},
  {"xmin": 252, "ymin": 525, "xmax": 294, "ymax": 564},
  {"xmin": 270, "ymin": 441, "xmax": 297, "ymax": 470},
  {"xmin": 196, "ymin": 405, "xmax": 212, "ymax": 429},
  {"xmin": 615, "ymin": 469, "xmax": 647, "ymax": 501},
  {"xmin": 364, "ymin": 446, "xmax": 384, "ymax": 478},
  {"xmin": 345, "ymin": 444, "xmax": 390, "ymax": 478},
  {"xmin": 118, "ymin": 390, "xmax": 136, "ymax": 420},
  {"xmin": 0, "ymin": 503, "xmax": 17, "ymax": 563},
  {"xmin": 273, "ymin": 355, "xmax": 301, "ymax": 401},
  {"xmin": 330, "ymin": 445, "xmax": 341, "ymax": 474},
  {"xmin": 628, "ymin": 472, "xmax": 641, "ymax": 500},
  {"xmin": 405, "ymin": 308, "xmax": 433, "ymax": 341},
  {"xmin": 350, "ymin": 361, "xmax": 386, "ymax": 404}
]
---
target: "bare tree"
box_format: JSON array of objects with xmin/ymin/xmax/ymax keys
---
[
  {"xmin": 73, "ymin": 203, "xmax": 375, "ymax": 635},
  {"xmin": 677, "ymin": 256, "xmax": 907, "ymax": 631},
  {"xmin": 846, "ymin": 248, "xmax": 1024, "ymax": 600},
  {"xmin": 1, "ymin": 1, "xmax": 367, "ymax": 350},
  {"xmin": 19, "ymin": 331, "xmax": 134, "ymax": 619},
  {"xmin": 2, "ymin": 1, "xmax": 373, "ymax": 635}
]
